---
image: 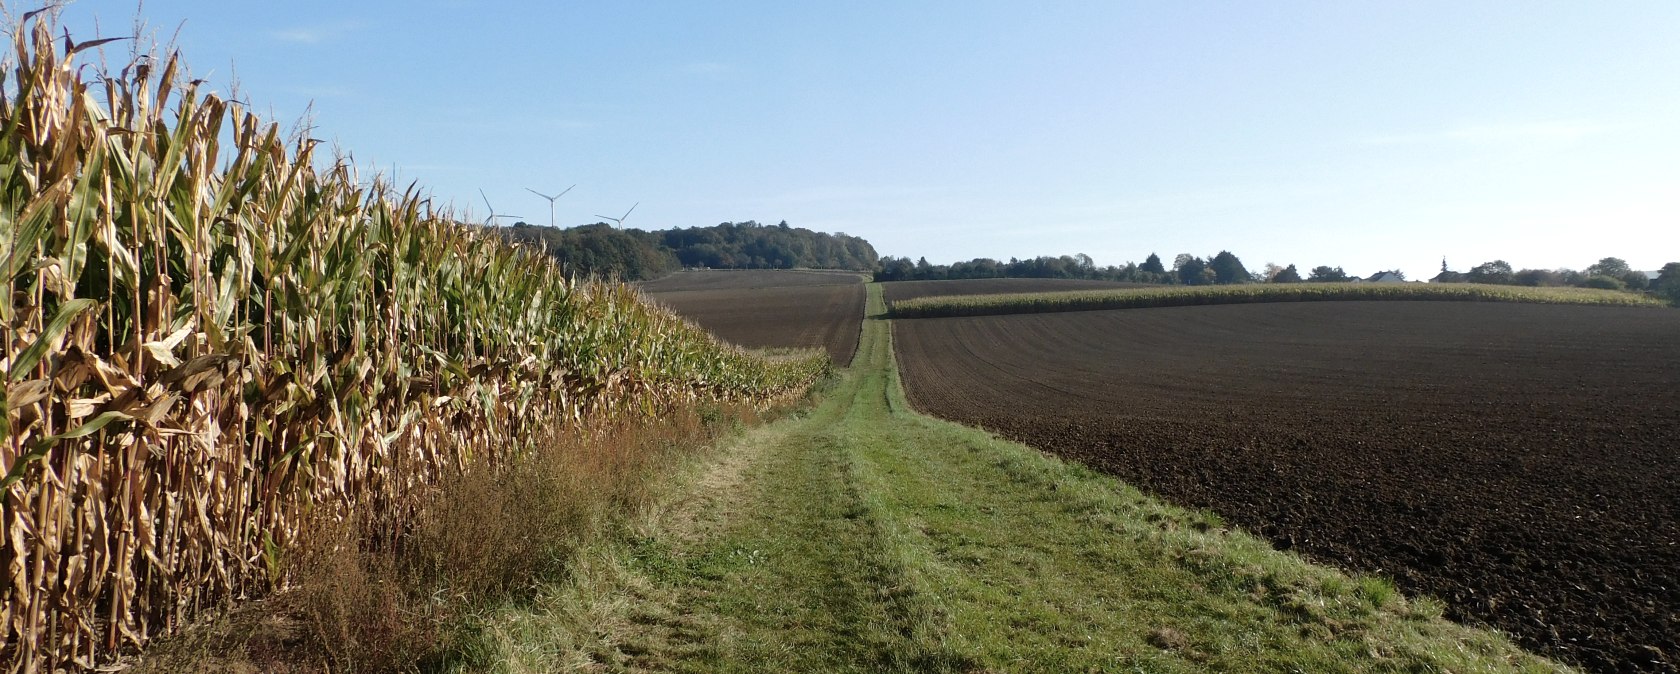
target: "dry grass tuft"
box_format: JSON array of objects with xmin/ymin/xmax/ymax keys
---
[
  {"xmin": 1146, "ymin": 627, "xmax": 1190, "ymax": 651},
  {"xmin": 128, "ymin": 402, "xmax": 764, "ymax": 673}
]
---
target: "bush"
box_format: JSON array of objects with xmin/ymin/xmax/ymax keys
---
[
  {"xmin": 1307, "ymin": 266, "xmax": 1351, "ymax": 283},
  {"xmin": 1581, "ymin": 275, "xmax": 1625, "ymax": 290},
  {"xmin": 1513, "ymin": 268, "xmax": 1567, "ymax": 287},
  {"xmin": 1466, "ymin": 260, "xmax": 1515, "ymax": 285},
  {"xmin": 1656, "ymin": 262, "xmax": 1680, "ymax": 306},
  {"xmin": 1618, "ymin": 272, "xmax": 1650, "ymax": 290}
]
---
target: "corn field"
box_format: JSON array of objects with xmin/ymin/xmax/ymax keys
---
[
  {"xmin": 0, "ymin": 12, "xmax": 827, "ymax": 672},
  {"xmin": 889, "ymin": 281, "xmax": 1667, "ymax": 318}
]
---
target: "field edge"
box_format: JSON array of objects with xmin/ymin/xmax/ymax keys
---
[
  {"xmin": 890, "ymin": 282, "xmax": 1667, "ymax": 318},
  {"xmin": 434, "ymin": 283, "xmax": 1574, "ymax": 673}
]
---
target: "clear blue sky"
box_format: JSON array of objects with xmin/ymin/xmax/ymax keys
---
[{"xmin": 51, "ymin": 1, "xmax": 1680, "ymax": 277}]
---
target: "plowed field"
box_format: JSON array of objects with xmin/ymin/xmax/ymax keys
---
[
  {"xmin": 893, "ymin": 301, "xmax": 1680, "ymax": 673},
  {"xmin": 641, "ymin": 270, "xmax": 865, "ymax": 365},
  {"xmin": 881, "ymin": 278, "xmax": 1155, "ymax": 304}
]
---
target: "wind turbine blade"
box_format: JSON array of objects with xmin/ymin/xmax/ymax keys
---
[
  {"xmin": 622, "ymin": 202, "xmax": 638, "ymax": 220},
  {"xmin": 525, "ymin": 187, "xmax": 552, "ymax": 200},
  {"xmin": 557, "ymin": 184, "xmax": 575, "ymax": 198},
  {"xmin": 480, "ymin": 189, "xmax": 493, "ymax": 212}
]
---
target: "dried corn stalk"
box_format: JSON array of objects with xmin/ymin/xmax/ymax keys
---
[{"xmin": 0, "ymin": 11, "xmax": 827, "ymax": 672}]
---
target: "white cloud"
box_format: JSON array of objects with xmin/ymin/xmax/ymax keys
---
[{"xmin": 1364, "ymin": 120, "xmax": 1607, "ymax": 146}]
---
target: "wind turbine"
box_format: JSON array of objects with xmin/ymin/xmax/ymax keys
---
[
  {"xmin": 480, "ymin": 189, "xmax": 524, "ymax": 227},
  {"xmin": 594, "ymin": 202, "xmax": 638, "ymax": 228},
  {"xmin": 525, "ymin": 184, "xmax": 574, "ymax": 229}
]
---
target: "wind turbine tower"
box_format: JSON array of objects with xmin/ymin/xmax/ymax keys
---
[
  {"xmin": 595, "ymin": 202, "xmax": 639, "ymax": 228},
  {"xmin": 479, "ymin": 189, "xmax": 524, "ymax": 227},
  {"xmin": 525, "ymin": 184, "xmax": 575, "ymax": 229}
]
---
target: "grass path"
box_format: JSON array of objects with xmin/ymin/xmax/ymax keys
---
[{"xmin": 462, "ymin": 284, "xmax": 1569, "ymax": 673}]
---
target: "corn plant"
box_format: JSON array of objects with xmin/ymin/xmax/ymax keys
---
[{"xmin": 0, "ymin": 12, "xmax": 826, "ymax": 672}]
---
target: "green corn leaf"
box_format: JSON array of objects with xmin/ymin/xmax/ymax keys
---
[
  {"xmin": 9, "ymin": 298, "xmax": 98, "ymax": 381},
  {"xmin": 2, "ymin": 177, "xmax": 64, "ymax": 281},
  {"xmin": 0, "ymin": 410, "xmax": 131, "ymax": 489}
]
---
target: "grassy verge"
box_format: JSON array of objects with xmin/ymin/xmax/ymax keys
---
[
  {"xmin": 890, "ymin": 282, "xmax": 1665, "ymax": 318},
  {"xmin": 125, "ymin": 399, "xmax": 795, "ymax": 673},
  {"xmin": 451, "ymin": 284, "xmax": 1571, "ymax": 673}
]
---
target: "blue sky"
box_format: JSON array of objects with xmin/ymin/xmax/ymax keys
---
[{"xmin": 50, "ymin": 1, "xmax": 1680, "ymax": 277}]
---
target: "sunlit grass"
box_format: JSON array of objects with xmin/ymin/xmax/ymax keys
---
[{"xmin": 447, "ymin": 285, "xmax": 1573, "ymax": 673}]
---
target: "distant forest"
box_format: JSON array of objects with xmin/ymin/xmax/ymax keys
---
[
  {"xmin": 498, "ymin": 219, "xmax": 1680, "ymax": 304},
  {"xmin": 876, "ymin": 251, "xmax": 1408, "ymax": 286},
  {"xmin": 876, "ymin": 254, "xmax": 1173, "ymax": 284},
  {"xmin": 876, "ymin": 252, "xmax": 1680, "ymax": 302},
  {"xmin": 500, "ymin": 220, "xmax": 879, "ymax": 281}
]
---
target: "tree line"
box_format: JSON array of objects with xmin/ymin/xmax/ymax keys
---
[
  {"xmin": 873, "ymin": 251, "xmax": 1385, "ymax": 286},
  {"xmin": 500, "ymin": 220, "xmax": 879, "ymax": 281},
  {"xmin": 1431, "ymin": 257, "xmax": 1657, "ymax": 290},
  {"xmin": 875, "ymin": 253, "xmax": 1171, "ymax": 283},
  {"xmin": 1432, "ymin": 257, "xmax": 1680, "ymax": 305},
  {"xmin": 874, "ymin": 251, "xmax": 1680, "ymax": 303},
  {"xmin": 496, "ymin": 217, "xmax": 1680, "ymax": 306}
]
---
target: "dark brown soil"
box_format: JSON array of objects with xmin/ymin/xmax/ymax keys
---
[
  {"xmin": 893, "ymin": 301, "xmax": 1680, "ymax": 673},
  {"xmin": 881, "ymin": 278, "xmax": 1156, "ymax": 304},
  {"xmin": 641, "ymin": 270, "xmax": 865, "ymax": 365}
]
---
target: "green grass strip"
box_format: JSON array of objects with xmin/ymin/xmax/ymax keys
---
[
  {"xmin": 452, "ymin": 284, "xmax": 1572, "ymax": 673},
  {"xmin": 891, "ymin": 282, "xmax": 1666, "ymax": 318}
]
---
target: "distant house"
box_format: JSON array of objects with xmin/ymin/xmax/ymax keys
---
[{"xmin": 1367, "ymin": 271, "xmax": 1405, "ymax": 283}]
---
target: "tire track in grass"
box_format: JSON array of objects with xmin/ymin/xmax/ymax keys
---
[
  {"xmin": 618, "ymin": 319, "xmax": 978, "ymax": 673},
  {"xmin": 472, "ymin": 284, "xmax": 1571, "ymax": 673}
]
